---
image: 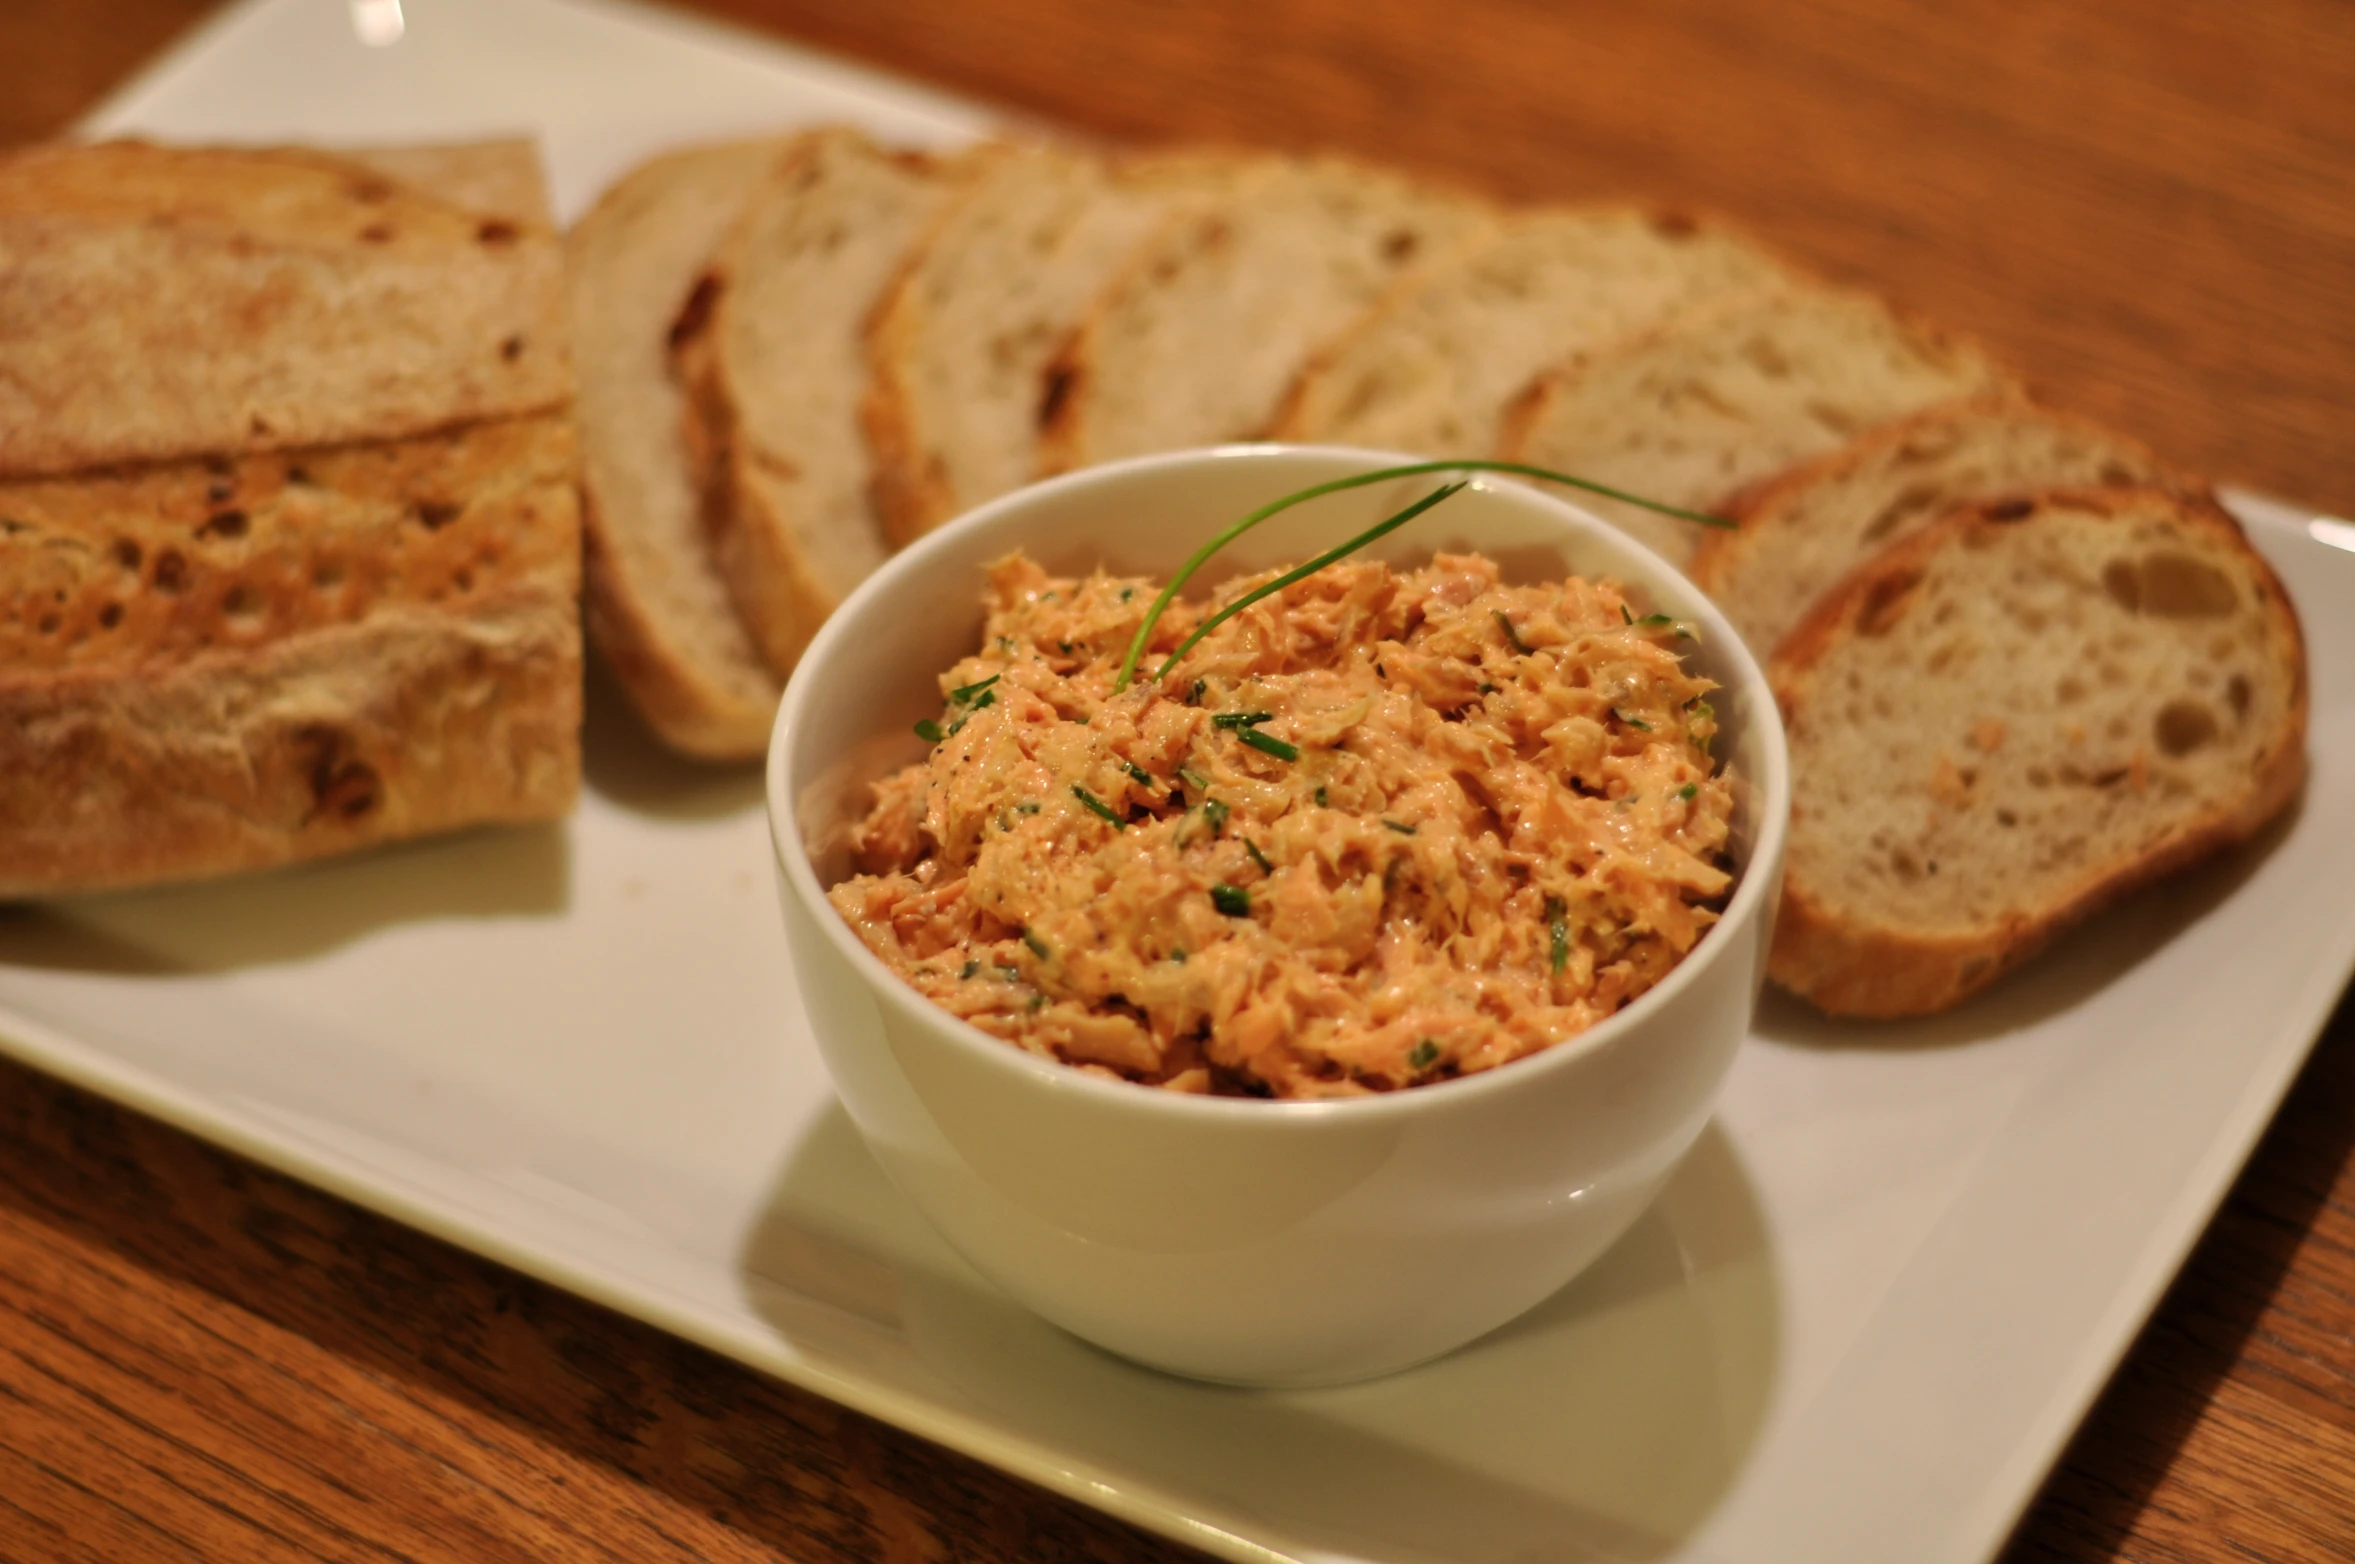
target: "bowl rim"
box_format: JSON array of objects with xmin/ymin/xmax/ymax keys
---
[{"xmin": 768, "ymin": 442, "xmax": 1790, "ymax": 1126}]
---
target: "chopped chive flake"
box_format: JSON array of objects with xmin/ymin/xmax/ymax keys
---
[
  {"xmin": 1615, "ymin": 708, "xmax": 1652, "ymax": 731},
  {"xmin": 1120, "ymin": 586, "xmax": 1135, "ymax": 602},
  {"xmin": 1477, "ymin": 681, "xmax": 1498, "ymax": 695},
  {"xmin": 1018, "ymin": 799, "xmax": 1041, "ymax": 815},
  {"xmin": 1620, "ymin": 603, "xmax": 1634, "ymax": 626},
  {"xmin": 1202, "ymin": 798, "xmax": 1230, "ymax": 834},
  {"xmin": 1212, "ymin": 711, "xmax": 1274, "ymax": 729},
  {"xmin": 1071, "ymin": 784, "xmax": 1125, "ymax": 828},
  {"xmin": 1238, "ymin": 728, "xmax": 1298, "ymax": 762},
  {"xmin": 913, "ymin": 718, "xmax": 944, "ymax": 743},
  {"xmin": 949, "ymin": 673, "xmax": 1001, "ymax": 703},
  {"xmin": 959, "ymin": 960, "xmax": 981, "ymax": 980},
  {"xmin": 1679, "ymin": 782, "xmax": 1698, "ymax": 801},
  {"xmin": 1545, "ymin": 896, "xmax": 1569, "ymax": 973},
  {"xmin": 1187, "ymin": 679, "xmax": 1206, "ymax": 705},
  {"xmin": 1170, "ymin": 948, "xmax": 1187, "ymax": 963},
  {"xmin": 1382, "ymin": 819, "xmax": 1417, "ymax": 835},
  {"xmin": 1210, "ymin": 883, "xmax": 1251, "ymax": 917},
  {"xmin": 997, "ymin": 964, "xmax": 1023, "ymax": 981},
  {"xmin": 1494, "ymin": 611, "xmax": 1532, "ymax": 655},
  {"xmin": 1244, "ymin": 837, "xmax": 1274, "ymax": 874},
  {"xmin": 1314, "ymin": 786, "xmax": 1329, "ymax": 808},
  {"xmin": 1407, "ymin": 1039, "xmax": 1441, "ymax": 1073},
  {"xmin": 1121, "ymin": 759, "xmax": 1156, "ymax": 787},
  {"xmin": 1029, "ymin": 992, "xmax": 1047, "ymax": 1010},
  {"xmin": 1178, "ymin": 767, "xmax": 1211, "ymax": 792},
  {"xmin": 1020, "ymin": 928, "xmax": 1051, "ymax": 959},
  {"xmin": 1634, "ymin": 612, "xmax": 1676, "ymax": 628}
]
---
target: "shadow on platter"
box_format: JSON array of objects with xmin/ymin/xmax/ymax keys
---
[
  {"xmin": 738, "ymin": 1105, "xmax": 1781, "ymax": 1564},
  {"xmin": 1758, "ymin": 792, "xmax": 2300, "ymax": 1052},
  {"xmin": 0, "ymin": 821, "xmax": 569, "ymax": 975},
  {"xmin": 580, "ymin": 656, "xmax": 768, "ymax": 821}
]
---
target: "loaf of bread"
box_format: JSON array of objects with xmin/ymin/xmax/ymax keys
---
[
  {"xmin": 675, "ymin": 128, "xmax": 968, "ymax": 679},
  {"xmin": 1037, "ymin": 157, "xmax": 1489, "ymax": 473},
  {"xmin": 1498, "ymin": 285, "xmax": 2019, "ymax": 567},
  {"xmin": 1272, "ymin": 207, "xmax": 1797, "ymax": 456},
  {"xmin": 568, "ymin": 136, "xmax": 787, "ymax": 760},
  {"xmin": 1766, "ymin": 487, "xmax": 2307, "ymax": 1017},
  {"xmin": 0, "ymin": 139, "xmax": 580, "ymax": 897},
  {"xmin": 864, "ymin": 143, "xmax": 1263, "ymax": 546},
  {"xmin": 1689, "ymin": 399, "xmax": 2183, "ymax": 656}
]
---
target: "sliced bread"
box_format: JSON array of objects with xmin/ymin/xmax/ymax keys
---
[
  {"xmin": 1271, "ymin": 207, "xmax": 1798, "ymax": 456},
  {"xmin": 0, "ymin": 140, "xmax": 570, "ymax": 477},
  {"xmin": 1497, "ymin": 286, "xmax": 2020, "ymax": 568},
  {"xmin": 1690, "ymin": 400, "xmax": 2185, "ymax": 657},
  {"xmin": 1037, "ymin": 157, "xmax": 1490, "ymax": 472},
  {"xmin": 680, "ymin": 128, "xmax": 969, "ymax": 677},
  {"xmin": 864, "ymin": 142, "xmax": 1263, "ymax": 545},
  {"xmin": 568, "ymin": 137, "xmax": 786, "ymax": 760},
  {"xmin": 1767, "ymin": 487, "xmax": 2307, "ymax": 1018}
]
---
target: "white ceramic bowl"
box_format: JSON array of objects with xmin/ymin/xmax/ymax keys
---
[{"xmin": 768, "ymin": 446, "xmax": 1789, "ymax": 1387}]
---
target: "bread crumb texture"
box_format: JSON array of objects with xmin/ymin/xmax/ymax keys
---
[{"xmin": 1768, "ymin": 488, "xmax": 2306, "ymax": 1017}]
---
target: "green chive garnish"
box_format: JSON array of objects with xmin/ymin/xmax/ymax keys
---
[
  {"xmin": 1202, "ymin": 798, "xmax": 1230, "ymax": 835},
  {"xmin": 1616, "ymin": 709, "xmax": 1652, "ymax": 731},
  {"xmin": 1407, "ymin": 1039, "xmax": 1441, "ymax": 1073},
  {"xmin": 1382, "ymin": 819, "xmax": 1417, "ymax": 836},
  {"xmin": 1314, "ymin": 786, "xmax": 1329, "ymax": 807},
  {"xmin": 959, "ymin": 959, "xmax": 981, "ymax": 979},
  {"xmin": 1494, "ymin": 611, "xmax": 1532, "ymax": 655},
  {"xmin": 1178, "ymin": 767, "xmax": 1211, "ymax": 792},
  {"xmin": 1546, "ymin": 896, "xmax": 1569, "ymax": 973},
  {"xmin": 1238, "ymin": 728, "xmax": 1298, "ymax": 762},
  {"xmin": 913, "ymin": 718, "xmax": 944, "ymax": 743},
  {"xmin": 1212, "ymin": 711, "xmax": 1274, "ymax": 729},
  {"xmin": 1111, "ymin": 461, "xmax": 1728, "ymax": 693},
  {"xmin": 1679, "ymin": 782, "xmax": 1698, "ymax": 801},
  {"xmin": 949, "ymin": 674, "xmax": 1000, "ymax": 703},
  {"xmin": 1020, "ymin": 928, "xmax": 1051, "ymax": 959},
  {"xmin": 1244, "ymin": 838, "xmax": 1274, "ymax": 874},
  {"xmin": 1120, "ymin": 758, "xmax": 1156, "ymax": 788},
  {"xmin": 1210, "ymin": 883, "xmax": 1251, "ymax": 917},
  {"xmin": 1071, "ymin": 784, "xmax": 1125, "ymax": 828}
]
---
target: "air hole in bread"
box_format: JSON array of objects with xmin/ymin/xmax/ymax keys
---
[
  {"xmin": 1804, "ymin": 400, "xmax": 1858, "ymax": 435},
  {"xmin": 1984, "ymin": 497, "xmax": 2036, "ymax": 523},
  {"xmin": 36, "ymin": 612, "xmax": 59, "ymax": 636},
  {"xmin": 414, "ymin": 501, "xmax": 461, "ymax": 531},
  {"xmin": 98, "ymin": 603, "xmax": 122, "ymax": 629},
  {"xmin": 2155, "ymin": 699, "xmax": 2218, "ymax": 756},
  {"xmin": 206, "ymin": 479, "xmax": 233, "ymax": 504},
  {"xmin": 2227, "ymin": 673, "xmax": 2253, "ymax": 719},
  {"xmin": 1856, "ymin": 569, "xmax": 1921, "ymax": 637},
  {"xmin": 1743, "ymin": 339, "xmax": 1793, "ymax": 379},
  {"xmin": 668, "ymin": 274, "xmax": 721, "ymax": 350},
  {"xmin": 1864, "ymin": 481, "xmax": 1945, "ymax": 543},
  {"xmin": 500, "ymin": 334, "xmax": 525, "ymax": 362},
  {"xmin": 2028, "ymin": 766, "xmax": 2052, "ymax": 787},
  {"xmin": 222, "ymin": 585, "xmax": 259, "ymax": 625},
  {"xmin": 287, "ymin": 464, "xmax": 314, "ymax": 487},
  {"xmin": 453, "ymin": 568, "xmax": 474, "ymax": 594},
  {"xmin": 2098, "ymin": 461, "xmax": 2138, "ymax": 484},
  {"xmin": 476, "ymin": 219, "xmax": 519, "ymax": 245},
  {"xmin": 312, "ymin": 560, "xmax": 344, "ymax": 590},
  {"xmin": 2057, "ymin": 677, "xmax": 2086, "ymax": 705},
  {"xmin": 1380, "ymin": 228, "xmax": 1420, "ymax": 263},
  {"xmin": 2135, "ymin": 552, "xmax": 2237, "ymax": 617},
  {"xmin": 1995, "ymin": 808, "xmax": 2018, "ymax": 827},
  {"xmin": 152, "ymin": 548, "xmax": 187, "ymax": 593},
  {"xmin": 114, "ymin": 538, "xmax": 142, "ymax": 571},
  {"xmin": 359, "ymin": 223, "xmax": 393, "ymax": 243},
  {"xmin": 197, "ymin": 509, "xmax": 248, "ymax": 541}
]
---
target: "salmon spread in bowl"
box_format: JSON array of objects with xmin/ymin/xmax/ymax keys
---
[{"xmin": 825, "ymin": 549, "xmax": 1736, "ymax": 1099}]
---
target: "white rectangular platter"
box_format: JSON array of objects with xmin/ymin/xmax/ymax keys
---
[{"xmin": 8, "ymin": 1, "xmax": 2353, "ymax": 1559}]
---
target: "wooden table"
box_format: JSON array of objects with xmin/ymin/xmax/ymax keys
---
[{"xmin": 3, "ymin": 1, "xmax": 2350, "ymax": 1559}]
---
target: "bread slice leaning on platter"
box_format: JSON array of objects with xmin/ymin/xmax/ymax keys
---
[
  {"xmin": 1498, "ymin": 284, "xmax": 2020, "ymax": 568},
  {"xmin": 0, "ymin": 139, "xmax": 581, "ymax": 897},
  {"xmin": 1688, "ymin": 399, "xmax": 2188, "ymax": 658},
  {"xmin": 864, "ymin": 142, "xmax": 1270, "ymax": 546},
  {"xmin": 1270, "ymin": 206, "xmax": 1801, "ymax": 457},
  {"xmin": 1766, "ymin": 486, "xmax": 2307, "ymax": 1019},
  {"xmin": 1036, "ymin": 156, "xmax": 1492, "ymax": 473},
  {"xmin": 568, "ymin": 136, "xmax": 788, "ymax": 760},
  {"xmin": 674, "ymin": 128, "xmax": 970, "ymax": 681}
]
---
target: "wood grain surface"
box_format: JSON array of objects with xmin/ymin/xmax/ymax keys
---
[{"xmin": 1, "ymin": 1, "xmax": 2350, "ymax": 1561}]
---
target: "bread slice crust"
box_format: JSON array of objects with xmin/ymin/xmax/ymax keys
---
[{"xmin": 1766, "ymin": 487, "xmax": 2307, "ymax": 1017}]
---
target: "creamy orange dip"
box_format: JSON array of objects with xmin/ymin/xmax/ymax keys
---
[{"xmin": 827, "ymin": 551, "xmax": 1736, "ymax": 1099}]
